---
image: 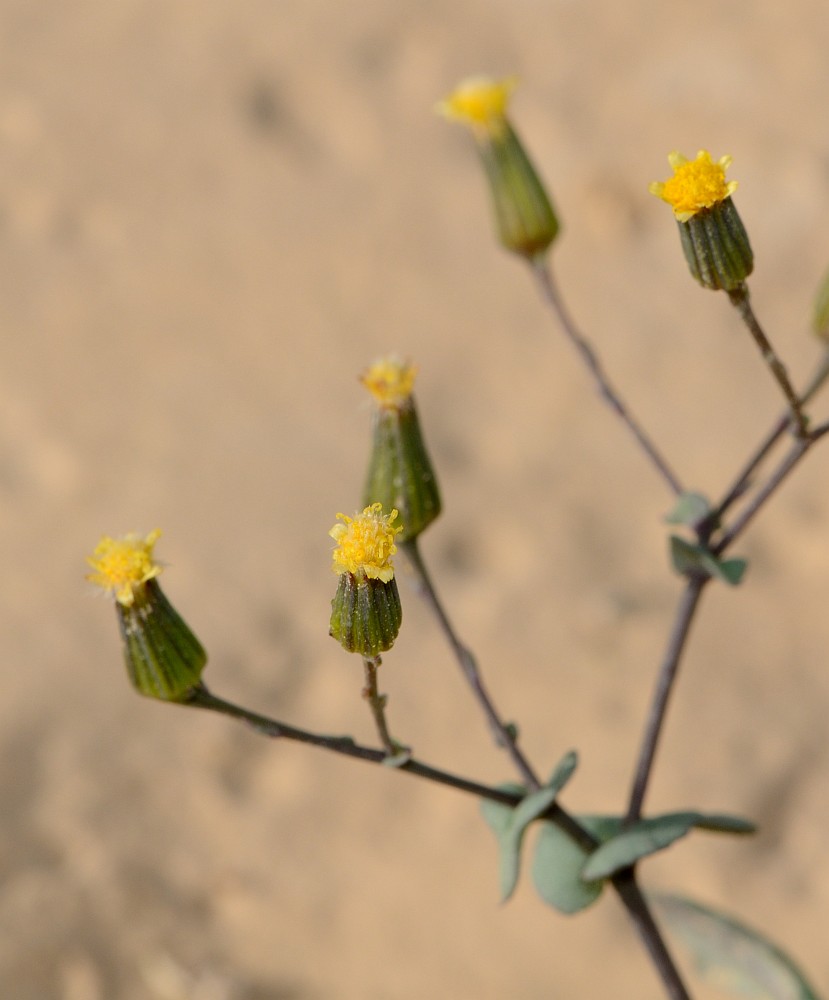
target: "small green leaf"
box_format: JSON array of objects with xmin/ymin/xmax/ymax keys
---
[
  {"xmin": 715, "ymin": 557, "xmax": 748, "ymax": 586},
  {"xmin": 480, "ymin": 783, "xmax": 525, "ymax": 837},
  {"xmin": 581, "ymin": 811, "xmax": 756, "ymax": 881},
  {"xmin": 582, "ymin": 814, "xmax": 691, "ymax": 881},
  {"xmin": 577, "ymin": 814, "xmax": 624, "ymax": 842},
  {"xmin": 506, "ymin": 785, "xmax": 560, "ymax": 834},
  {"xmin": 669, "ymin": 536, "xmax": 748, "ymax": 587},
  {"xmin": 480, "ymin": 753, "xmax": 580, "ymax": 903},
  {"xmin": 665, "ymin": 491, "xmax": 713, "ymax": 526},
  {"xmin": 652, "ymin": 893, "xmax": 823, "ymax": 1000},
  {"xmin": 532, "ymin": 815, "xmax": 618, "ymax": 914},
  {"xmin": 670, "ymin": 535, "xmax": 707, "ymax": 576},
  {"xmin": 480, "ymin": 784, "xmax": 526, "ymax": 902},
  {"xmin": 693, "ymin": 813, "xmax": 756, "ymax": 835},
  {"xmin": 546, "ymin": 750, "xmax": 579, "ymax": 794}
]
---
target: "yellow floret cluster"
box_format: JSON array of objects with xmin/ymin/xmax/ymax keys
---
[
  {"xmin": 649, "ymin": 150, "xmax": 738, "ymax": 223},
  {"xmin": 361, "ymin": 357, "xmax": 417, "ymax": 408},
  {"xmin": 86, "ymin": 529, "xmax": 162, "ymax": 606},
  {"xmin": 436, "ymin": 75, "xmax": 516, "ymax": 135},
  {"xmin": 330, "ymin": 504, "xmax": 402, "ymax": 582}
]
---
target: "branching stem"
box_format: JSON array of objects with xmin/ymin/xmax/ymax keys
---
[
  {"xmin": 186, "ymin": 684, "xmax": 688, "ymax": 998},
  {"xmin": 713, "ymin": 421, "xmax": 829, "ymax": 556},
  {"xmin": 186, "ymin": 683, "xmax": 589, "ymax": 844},
  {"xmin": 710, "ymin": 350, "xmax": 829, "ymax": 529}
]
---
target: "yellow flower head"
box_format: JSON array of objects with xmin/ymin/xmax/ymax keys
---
[
  {"xmin": 649, "ymin": 150, "xmax": 739, "ymax": 223},
  {"xmin": 361, "ymin": 357, "xmax": 417, "ymax": 409},
  {"xmin": 330, "ymin": 504, "xmax": 402, "ymax": 583},
  {"xmin": 86, "ymin": 529, "xmax": 163, "ymax": 606},
  {"xmin": 435, "ymin": 75, "xmax": 517, "ymax": 137}
]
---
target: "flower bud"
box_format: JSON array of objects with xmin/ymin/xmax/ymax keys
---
[
  {"xmin": 650, "ymin": 150, "xmax": 753, "ymax": 291},
  {"xmin": 437, "ymin": 76, "xmax": 559, "ymax": 260},
  {"xmin": 329, "ymin": 504, "xmax": 403, "ymax": 657},
  {"xmin": 813, "ymin": 267, "xmax": 829, "ymax": 342},
  {"xmin": 361, "ymin": 358, "xmax": 441, "ymax": 543},
  {"xmin": 86, "ymin": 530, "xmax": 207, "ymax": 701}
]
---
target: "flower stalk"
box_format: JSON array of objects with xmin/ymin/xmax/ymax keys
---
[
  {"xmin": 727, "ymin": 284, "xmax": 808, "ymax": 437},
  {"xmin": 402, "ymin": 537, "xmax": 542, "ymax": 791},
  {"xmin": 532, "ymin": 261, "xmax": 684, "ymax": 495},
  {"xmin": 362, "ymin": 656, "xmax": 407, "ymax": 761}
]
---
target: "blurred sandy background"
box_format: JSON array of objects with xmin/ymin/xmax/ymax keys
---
[{"xmin": 3, "ymin": 1, "xmax": 829, "ymax": 997}]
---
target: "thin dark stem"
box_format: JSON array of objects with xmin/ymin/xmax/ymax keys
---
[
  {"xmin": 402, "ymin": 538, "xmax": 542, "ymax": 791},
  {"xmin": 628, "ymin": 409, "xmax": 829, "ymax": 826},
  {"xmin": 362, "ymin": 655, "xmax": 398, "ymax": 757},
  {"xmin": 798, "ymin": 351, "xmax": 829, "ymax": 409},
  {"xmin": 709, "ymin": 418, "xmax": 791, "ymax": 531},
  {"xmin": 710, "ymin": 350, "xmax": 829, "ymax": 528},
  {"xmin": 728, "ymin": 285, "xmax": 808, "ymax": 438},
  {"xmin": 613, "ymin": 869, "xmax": 691, "ymax": 1000},
  {"xmin": 626, "ymin": 576, "xmax": 708, "ymax": 823},
  {"xmin": 532, "ymin": 259, "xmax": 684, "ymax": 496},
  {"xmin": 617, "ymin": 410, "xmax": 829, "ymax": 994},
  {"xmin": 186, "ymin": 683, "xmax": 592, "ymax": 847},
  {"xmin": 627, "ymin": 420, "xmax": 829, "ymax": 825},
  {"xmin": 712, "ymin": 425, "xmax": 829, "ymax": 556}
]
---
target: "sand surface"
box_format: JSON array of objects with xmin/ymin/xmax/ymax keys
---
[{"xmin": 3, "ymin": 2, "xmax": 829, "ymax": 997}]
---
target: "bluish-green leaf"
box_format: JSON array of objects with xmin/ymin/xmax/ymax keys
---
[
  {"xmin": 581, "ymin": 811, "xmax": 756, "ymax": 881},
  {"xmin": 714, "ymin": 557, "xmax": 748, "ymax": 586},
  {"xmin": 582, "ymin": 814, "xmax": 690, "ymax": 881},
  {"xmin": 665, "ymin": 491, "xmax": 713, "ymax": 527},
  {"xmin": 480, "ymin": 783, "xmax": 525, "ymax": 902},
  {"xmin": 670, "ymin": 535, "xmax": 707, "ymax": 576},
  {"xmin": 546, "ymin": 750, "xmax": 579, "ymax": 795},
  {"xmin": 531, "ymin": 815, "xmax": 618, "ymax": 914},
  {"xmin": 480, "ymin": 753, "xmax": 580, "ymax": 903},
  {"xmin": 669, "ymin": 536, "xmax": 748, "ymax": 587},
  {"xmin": 693, "ymin": 813, "xmax": 756, "ymax": 835},
  {"xmin": 652, "ymin": 894, "xmax": 823, "ymax": 1000},
  {"xmin": 480, "ymin": 783, "xmax": 525, "ymax": 837}
]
